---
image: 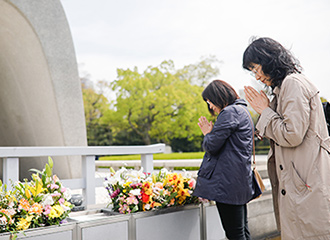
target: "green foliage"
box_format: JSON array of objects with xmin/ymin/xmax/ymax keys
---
[
  {"xmin": 176, "ymin": 55, "xmax": 221, "ymax": 87},
  {"xmin": 82, "ymin": 83, "xmax": 110, "ymax": 125},
  {"xmin": 82, "ymin": 80, "xmax": 114, "ymax": 146},
  {"xmin": 86, "ymin": 123, "xmax": 113, "ymax": 146},
  {"xmin": 170, "ymin": 136, "xmax": 203, "ymax": 152},
  {"xmin": 111, "ymin": 129, "xmax": 145, "ymax": 146},
  {"xmin": 104, "ymin": 59, "xmax": 216, "ymax": 145},
  {"xmin": 82, "ymin": 57, "xmax": 220, "ymax": 148}
]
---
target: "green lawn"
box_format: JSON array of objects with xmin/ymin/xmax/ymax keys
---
[{"xmin": 99, "ymin": 152, "xmax": 204, "ymax": 161}]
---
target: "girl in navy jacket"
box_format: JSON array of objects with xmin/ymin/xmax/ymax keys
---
[{"xmin": 193, "ymin": 80, "xmax": 256, "ymax": 240}]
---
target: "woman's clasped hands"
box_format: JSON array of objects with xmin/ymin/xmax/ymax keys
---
[
  {"xmin": 244, "ymin": 86, "xmax": 270, "ymax": 114},
  {"xmin": 198, "ymin": 116, "xmax": 213, "ymax": 136}
]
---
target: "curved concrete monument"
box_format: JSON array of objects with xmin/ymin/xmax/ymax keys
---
[{"xmin": 0, "ymin": 0, "xmax": 87, "ymax": 179}]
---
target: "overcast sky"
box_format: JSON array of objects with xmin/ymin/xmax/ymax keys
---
[{"xmin": 60, "ymin": 0, "xmax": 330, "ymax": 100}]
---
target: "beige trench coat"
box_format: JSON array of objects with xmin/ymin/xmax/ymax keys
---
[{"xmin": 256, "ymin": 74, "xmax": 330, "ymax": 240}]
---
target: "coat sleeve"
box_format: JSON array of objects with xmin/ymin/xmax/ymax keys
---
[
  {"xmin": 203, "ymin": 107, "xmax": 239, "ymax": 155},
  {"xmin": 256, "ymin": 77, "xmax": 311, "ymax": 147}
]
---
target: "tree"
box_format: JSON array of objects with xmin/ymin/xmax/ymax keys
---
[
  {"xmin": 82, "ymin": 78, "xmax": 113, "ymax": 146},
  {"xmin": 176, "ymin": 55, "xmax": 221, "ymax": 87},
  {"xmin": 105, "ymin": 59, "xmax": 217, "ymax": 145}
]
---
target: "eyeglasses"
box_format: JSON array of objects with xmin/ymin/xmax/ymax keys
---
[{"xmin": 250, "ymin": 64, "xmax": 261, "ymax": 78}]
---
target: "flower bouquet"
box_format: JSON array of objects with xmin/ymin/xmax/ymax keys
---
[
  {"xmin": 0, "ymin": 157, "xmax": 73, "ymax": 238},
  {"xmin": 104, "ymin": 167, "xmax": 199, "ymax": 214}
]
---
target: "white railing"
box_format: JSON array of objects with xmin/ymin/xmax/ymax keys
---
[
  {"xmin": 95, "ymin": 159, "xmax": 203, "ymax": 171},
  {"xmin": 0, "ymin": 144, "xmax": 165, "ymax": 207}
]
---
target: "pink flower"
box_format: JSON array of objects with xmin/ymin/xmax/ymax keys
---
[
  {"xmin": 51, "ymin": 192, "xmax": 61, "ymax": 198},
  {"xmin": 43, "ymin": 205, "xmax": 52, "ymax": 215},
  {"xmin": 58, "ymin": 198, "xmax": 65, "ymax": 204},
  {"xmin": 126, "ymin": 194, "xmax": 139, "ymax": 205},
  {"xmin": 61, "ymin": 187, "xmax": 67, "ymax": 193},
  {"xmin": 110, "ymin": 189, "xmax": 120, "ymax": 199},
  {"xmin": 47, "ymin": 183, "xmax": 59, "ymax": 190},
  {"xmin": 119, "ymin": 204, "xmax": 131, "ymax": 214},
  {"xmin": 188, "ymin": 179, "xmax": 196, "ymax": 189}
]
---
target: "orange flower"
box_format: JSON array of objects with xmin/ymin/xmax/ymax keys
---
[
  {"xmin": 151, "ymin": 201, "xmax": 162, "ymax": 208},
  {"xmin": 19, "ymin": 199, "xmax": 30, "ymax": 211},
  {"xmin": 154, "ymin": 182, "xmax": 163, "ymax": 189},
  {"xmin": 29, "ymin": 203, "xmax": 43, "ymax": 215}
]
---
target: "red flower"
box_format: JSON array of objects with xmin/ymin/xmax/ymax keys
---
[{"xmin": 142, "ymin": 192, "xmax": 150, "ymax": 203}]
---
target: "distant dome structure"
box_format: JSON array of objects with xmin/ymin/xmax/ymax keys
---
[{"xmin": 0, "ymin": 0, "xmax": 87, "ymax": 179}]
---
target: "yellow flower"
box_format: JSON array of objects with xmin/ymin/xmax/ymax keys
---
[
  {"xmin": 166, "ymin": 173, "xmax": 184, "ymax": 187},
  {"xmin": 29, "ymin": 180, "xmax": 44, "ymax": 197},
  {"xmin": 123, "ymin": 181, "xmax": 132, "ymax": 188},
  {"xmin": 153, "ymin": 202, "xmax": 162, "ymax": 207},
  {"xmin": 25, "ymin": 188, "xmax": 31, "ymax": 199},
  {"xmin": 152, "ymin": 174, "xmax": 157, "ymax": 184},
  {"xmin": 177, "ymin": 188, "xmax": 190, "ymax": 198},
  {"xmin": 17, "ymin": 215, "xmax": 34, "ymax": 230},
  {"xmin": 49, "ymin": 205, "xmax": 64, "ymax": 219},
  {"xmin": 176, "ymin": 188, "xmax": 190, "ymax": 205}
]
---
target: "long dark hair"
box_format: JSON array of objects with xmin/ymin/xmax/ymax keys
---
[
  {"xmin": 202, "ymin": 80, "xmax": 239, "ymax": 116},
  {"xmin": 242, "ymin": 37, "xmax": 302, "ymax": 88}
]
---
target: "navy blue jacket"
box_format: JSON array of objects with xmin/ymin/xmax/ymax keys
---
[{"xmin": 193, "ymin": 99, "xmax": 255, "ymax": 205}]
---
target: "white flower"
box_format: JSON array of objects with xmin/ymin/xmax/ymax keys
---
[
  {"xmin": 63, "ymin": 188, "xmax": 72, "ymax": 200},
  {"xmin": 7, "ymin": 208, "xmax": 16, "ymax": 216},
  {"xmin": 130, "ymin": 189, "xmax": 141, "ymax": 196},
  {"xmin": 105, "ymin": 177, "xmax": 118, "ymax": 186},
  {"xmin": 61, "ymin": 204, "xmax": 71, "ymax": 211},
  {"xmin": 0, "ymin": 216, "xmax": 7, "ymax": 224},
  {"xmin": 182, "ymin": 169, "xmax": 192, "ymax": 179},
  {"xmin": 41, "ymin": 194, "xmax": 54, "ymax": 207},
  {"xmin": 160, "ymin": 168, "xmax": 169, "ymax": 178}
]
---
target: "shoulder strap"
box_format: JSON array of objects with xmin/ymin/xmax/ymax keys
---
[{"xmin": 239, "ymin": 105, "xmax": 256, "ymax": 167}]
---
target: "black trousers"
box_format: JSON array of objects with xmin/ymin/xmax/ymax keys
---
[{"xmin": 216, "ymin": 202, "xmax": 251, "ymax": 240}]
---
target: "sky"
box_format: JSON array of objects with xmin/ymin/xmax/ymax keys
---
[{"xmin": 60, "ymin": 0, "xmax": 330, "ymax": 100}]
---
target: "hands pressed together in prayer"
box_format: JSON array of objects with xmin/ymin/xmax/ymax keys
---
[
  {"xmin": 198, "ymin": 86, "xmax": 269, "ymax": 135},
  {"xmin": 244, "ymin": 86, "xmax": 270, "ymax": 114},
  {"xmin": 198, "ymin": 116, "xmax": 213, "ymax": 136}
]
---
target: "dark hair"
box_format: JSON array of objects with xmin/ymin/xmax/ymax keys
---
[
  {"xmin": 202, "ymin": 80, "xmax": 239, "ymax": 116},
  {"xmin": 242, "ymin": 37, "xmax": 302, "ymax": 88}
]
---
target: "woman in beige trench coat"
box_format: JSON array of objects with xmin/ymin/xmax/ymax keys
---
[{"xmin": 243, "ymin": 37, "xmax": 330, "ymax": 240}]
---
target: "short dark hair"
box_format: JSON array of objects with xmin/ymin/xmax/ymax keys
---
[
  {"xmin": 242, "ymin": 37, "xmax": 302, "ymax": 88},
  {"xmin": 202, "ymin": 80, "xmax": 239, "ymax": 116}
]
